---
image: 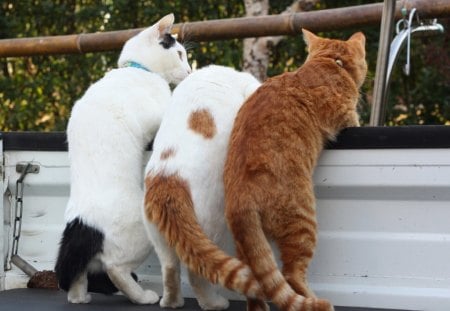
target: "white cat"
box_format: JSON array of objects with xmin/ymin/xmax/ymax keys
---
[
  {"xmin": 142, "ymin": 65, "xmax": 261, "ymax": 310},
  {"xmin": 55, "ymin": 13, "xmax": 191, "ymax": 305}
]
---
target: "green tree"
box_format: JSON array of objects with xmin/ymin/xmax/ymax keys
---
[
  {"xmin": 0, "ymin": 0, "xmax": 113, "ymax": 130},
  {"xmin": 0, "ymin": 0, "xmax": 448, "ymax": 131}
]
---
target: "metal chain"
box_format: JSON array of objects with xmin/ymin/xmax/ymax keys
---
[{"xmin": 11, "ymin": 162, "xmax": 31, "ymax": 256}]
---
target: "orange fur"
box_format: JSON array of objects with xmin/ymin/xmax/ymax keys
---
[
  {"xmin": 144, "ymin": 173, "xmax": 264, "ymax": 299},
  {"xmin": 143, "ymin": 30, "xmax": 367, "ymax": 311},
  {"xmin": 223, "ymin": 29, "xmax": 367, "ymax": 311},
  {"xmin": 188, "ymin": 108, "xmax": 217, "ymax": 139},
  {"xmin": 160, "ymin": 147, "xmax": 176, "ymax": 160}
]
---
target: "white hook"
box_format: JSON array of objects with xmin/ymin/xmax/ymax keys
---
[{"xmin": 404, "ymin": 8, "xmax": 417, "ymax": 76}]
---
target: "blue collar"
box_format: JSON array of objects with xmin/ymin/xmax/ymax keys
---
[{"xmin": 122, "ymin": 61, "xmax": 151, "ymax": 72}]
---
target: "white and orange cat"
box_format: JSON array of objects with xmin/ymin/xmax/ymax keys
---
[
  {"xmin": 144, "ymin": 30, "xmax": 367, "ymax": 311},
  {"xmin": 143, "ymin": 65, "xmax": 260, "ymax": 310},
  {"xmin": 55, "ymin": 13, "xmax": 191, "ymax": 305}
]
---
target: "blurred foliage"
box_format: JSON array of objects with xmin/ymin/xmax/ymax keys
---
[
  {"xmin": 0, "ymin": 0, "xmax": 449, "ymax": 131},
  {"xmin": 385, "ymin": 18, "xmax": 450, "ymax": 125}
]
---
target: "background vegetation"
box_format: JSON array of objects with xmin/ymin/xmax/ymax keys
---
[{"xmin": 0, "ymin": 0, "xmax": 449, "ymax": 131}]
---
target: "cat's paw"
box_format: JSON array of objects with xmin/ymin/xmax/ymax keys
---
[
  {"xmin": 303, "ymin": 298, "xmax": 334, "ymax": 311},
  {"xmin": 160, "ymin": 293, "xmax": 184, "ymax": 308},
  {"xmin": 67, "ymin": 293, "xmax": 92, "ymax": 304},
  {"xmin": 197, "ymin": 294, "xmax": 229, "ymax": 310},
  {"xmin": 133, "ymin": 289, "xmax": 160, "ymax": 304}
]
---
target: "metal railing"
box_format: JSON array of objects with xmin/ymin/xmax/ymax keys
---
[
  {"xmin": 370, "ymin": 0, "xmax": 445, "ymax": 126},
  {"xmin": 0, "ymin": 0, "xmax": 448, "ymax": 126}
]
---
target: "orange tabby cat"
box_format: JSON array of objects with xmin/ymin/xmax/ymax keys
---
[
  {"xmin": 144, "ymin": 29, "xmax": 367, "ymax": 311},
  {"xmin": 223, "ymin": 29, "xmax": 367, "ymax": 310}
]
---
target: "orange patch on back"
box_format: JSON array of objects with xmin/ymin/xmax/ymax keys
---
[
  {"xmin": 160, "ymin": 147, "xmax": 176, "ymax": 160},
  {"xmin": 188, "ymin": 108, "xmax": 216, "ymax": 139}
]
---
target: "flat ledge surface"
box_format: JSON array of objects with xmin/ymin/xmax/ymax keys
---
[
  {"xmin": 0, "ymin": 288, "xmax": 410, "ymax": 311},
  {"xmin": 2, "ymin": 125, "xmax": 450, "ymax": 151}
]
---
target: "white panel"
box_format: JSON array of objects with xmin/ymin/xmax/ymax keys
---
[
  {"xmin": 2, "ymin": 148, "xmax": 450, "ymax": 311},
  {"xmin": 0, "ymin": 139, "xmax": 4, "ymax": 290},
  {"xmin": 310, "ymin": 148, "xmax": 450, "ymax": 311}
]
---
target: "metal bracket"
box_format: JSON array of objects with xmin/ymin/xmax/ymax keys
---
[
  {"xmin": 8, "ymin": 161, "xmax": 40, "ymax": 272},
  {"xmin": 16, "ymin": 163, "xmax": 40, "ymax": 175}
]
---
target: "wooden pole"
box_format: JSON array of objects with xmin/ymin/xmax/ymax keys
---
[{"xmin": 0, "ymin": 0, "xmax": 449, "ymax": 57}]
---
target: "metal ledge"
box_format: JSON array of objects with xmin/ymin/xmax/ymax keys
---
[{"xmin": 2, "ymin": 126, "xmax": 450, "ymax": 152}]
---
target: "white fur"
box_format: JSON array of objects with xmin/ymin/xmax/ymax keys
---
[
  {"xmin": 118, "ymin": 14, "xmax": 191, "ymax": 84},
  {"xmin": 62, "ymin": 13, "xmax": 191, "ymax": 304},
  {"xmin": 144, "ymin": 65, "xmax": 260, "ymax": 310}
]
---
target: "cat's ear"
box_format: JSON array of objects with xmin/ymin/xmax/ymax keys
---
[
  {"xmin": 302, "ymin": 29, "xmax": 319, "ymax": 49},
  {"xmin": 157, "ymin": 13, "xmax": 175, "ymax": 38},
  {"xmin": 348, "ymin": 32, "xmax": 366, "ymax": 49}
]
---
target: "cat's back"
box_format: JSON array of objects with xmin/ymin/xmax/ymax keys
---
[
  {"xmin": 167, "ymin": 65, "xmax": 258, "ymax": 110},
  {"xmin": 226, "ymin": 31, "xmax": 367, "ymax": 185},
  {"xmin": 68, "ymin": 68, "xmax": 170, "ymax": 155},
  {"xmin": 154, "ymin": 65, "xmax": 258, "ymax": 140},
  {"xmin": 227, "ymin": 71, "xmax": 302, "ymax": 140},
  {"xmin": 230, "ymin": 53, "xmax": 361, "ymax": 140},
  {"xmin": 70, "ymin": 68, "xmax": 170, "ymax": 116},
  {"xmin": 150, "ymin": 65, "xmax": 259, "ymax": 170}
]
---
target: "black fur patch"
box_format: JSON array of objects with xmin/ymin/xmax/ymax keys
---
[
  {"xmin": 87, "ymin": 272, "xmax": 117, "ymax": 294},
  {"xmin": 87, "ymin": 272, "xmax": 138, "ymax": 294},
  {"xmin": 54, "ymin": 217, "xmax": 104, "ymax": 291},
  {"xmin": 160, "ymin": 33, "xmax": 176, "ymax": 49}
]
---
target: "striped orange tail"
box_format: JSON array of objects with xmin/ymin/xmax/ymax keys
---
[
  {"xmin": 144, "ymin": 173, "xmax": 263, "ymax": 299},
  {"xmin": 227, "ymin": 208, "xmax": 334, "ymax": 311}
]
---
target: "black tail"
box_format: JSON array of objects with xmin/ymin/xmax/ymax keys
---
[
  {"xmin": 87, "ymin": 272, "xmax": 138, "ymax": 294},
  {"xmin": 55, "ymin": 217, "xmax": 104, "ymax": 291},
  {"xmin": 86, "ymin": 272, "xmax": 117, "ymax": 294}
]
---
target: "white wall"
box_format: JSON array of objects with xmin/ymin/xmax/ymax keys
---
[
  {"xmin": 2, "ymin": 148, "xmax": 450, "ymax": 310},
  {"xmin": 0, "ymin": 139, "xmax": 4, "ymax": 290}
]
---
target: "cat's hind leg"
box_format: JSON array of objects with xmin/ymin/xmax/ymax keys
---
[
  {"xmin": 273, "ymin": 202, "xmax": 318, "ymax": 299},
  {"xmin": 187, "ymin": 215, "xmax": 229, "ymax": 310},
  {"xmin": 188, "ymin": 271, "xmax": 229, "ymax": 310},
  {"xmin": 146, "ymin": 222, "xmax": 184, "ymax": 308},
  {"xmin": 105, "ymin": 265, "xmax": 159, "ymax": 304},
  {"xmin": 234, "ymin": 242, "xmax": 269, "ymax": 311},
  {"xmin": 67, "ymin": 271, "xmax": 91, "ymax": 304}
]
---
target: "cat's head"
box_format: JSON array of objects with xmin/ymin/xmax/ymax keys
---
[
  {"xmin": 302, "ymin": 29, "xmax": 367, "ymax": 88},
  {"xmin": 118, "ymin": 13, "xmax": 191, "ymax": 85}
]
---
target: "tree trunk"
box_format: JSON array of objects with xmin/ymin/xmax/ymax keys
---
[{"xmin": 243, "ymin": 0, "xmax": 319, "ymax": 81}]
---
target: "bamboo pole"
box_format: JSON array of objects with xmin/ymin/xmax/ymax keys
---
[{"xmin": 0, "ymin": 0, "xmax": 449, "ymax": 57}]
